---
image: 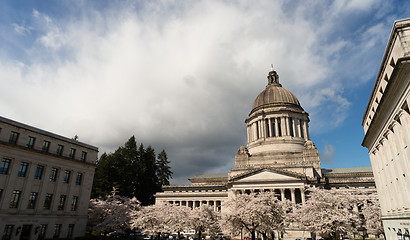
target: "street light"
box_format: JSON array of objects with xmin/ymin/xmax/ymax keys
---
[{"xmin": 357, "ymin": 226, "xmax": 367, "ymax": 240}]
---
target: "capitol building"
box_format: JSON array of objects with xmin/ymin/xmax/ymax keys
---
[{"xmin": 155, "ymin": 69, "xmax": 376, "ymax": 238}]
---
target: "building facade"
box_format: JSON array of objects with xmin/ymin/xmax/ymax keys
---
[
  {"xmin": 362, "ymin": 19, "xmax": 410, "ymax": 240},
  {"xmin": 0, "ymin": 116, "xmax": 98, "ymax": 240},
  {"xmin": 156, "ymin": 69, "xmax": 376, "ymax": 239}
]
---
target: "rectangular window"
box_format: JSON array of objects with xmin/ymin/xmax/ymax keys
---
[
  {"xmin": 53, "ymin": 224, "xmax": 61, "ymax": 238},
  {"xmin": 27, "ymin": 192, "xmax": 38, "ymax": 209},
  {"xmin": 63, "ymin": 170, "xmax": 71, "ymax": 183},
  {"xmin": 0, "ymin": 158, "xmax": 11, "ymax": 174},
  {"xmin": 9, "ymin": 131, "xmax": 19, "ymax": 144},
  {"xmin": 44, "ymin": 193, "xmax": 53, "ymax": 209},
  {"xmin": 67, "ymin": 224, "xmax": 75, "ymax": 238},
  {"xmin": 2, "ymin": 225, "xmax": 14, "ymax": 240},
  {"xmin": 9, "ymin": 190, "xmax": 21, "ymax": 208},
  {"xmin": 58, "ymin": 195, "xmax": 66, "ymax": 210},
  {"xmin": 71, "ymin": 196, "xmax": 78, "ymax": 211},
  {"xmin": 56, "ymin": 144, "xmax": 64, "ymax": 156},
  {"xmin": 75, "ymin": 173, "xmax": 83, "ymax": 185},
  {"xmin": 42, "ymin": 140, "xmax": 51, "ymax": 152},
  {"xmin": 17, "ymin": 162, "xmax": 29, "ymax": 177},
  {"xmin": 69, "ymin": 148, "xmax": 76, "ymax": 159},
  {"xmin": 37, "ymin": 224, "xmax": 47, "ymax": 240},
  {"xmin": 34, "ymin": 165, "xmax": 44, "ymax": 180},
  {"xmin": 27, "ymin": 136, "xmax": 36, "ymax": 149},
  {"xmin": 81, "ymin": 151, "xmax": 87, "ymax": 162},
  {"xmin": 49, "ymin": 168, "xmax": 58, "ymax": 182}
]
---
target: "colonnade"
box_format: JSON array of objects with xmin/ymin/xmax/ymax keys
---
[
  {"xmin": 166, "ymin": 200, "xmax": 222, "ymax": 212},
  {"xmin": 247, "ymin": 116, "xmax": 309, "ymax": 143},
  {"xmin": 234, "ymin": 187, "xmax": 305, "ymax": 204},
  {"xmin": 370, "ymin": 107, "xmax": 410, "ymax": 215}
]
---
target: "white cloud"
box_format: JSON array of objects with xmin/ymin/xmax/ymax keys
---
[{"xmin": 0, "ymin": 0, "xmax": 395, "ymax": 184}]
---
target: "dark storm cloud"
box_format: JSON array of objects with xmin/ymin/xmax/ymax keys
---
[{"xmin": 0, "ymin": 0, "xmax": 402, "ymax": 184}]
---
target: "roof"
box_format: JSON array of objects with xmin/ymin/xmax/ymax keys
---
[
  {"xmin": 321, "ymin": 167, "xmax": 373, "ymax": 174},
  {"xmin": 189, "ymin": 173, "xmax": 228, "ymax": 179}
]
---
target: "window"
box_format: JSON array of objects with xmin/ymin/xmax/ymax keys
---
[
  {"xmin": 71, "ymin": 196, "xmax": 78, "ymax": 211},
  {"xmin": 49, "ymin": 168, "xmax": 58, "ymax": 182},
  {"xmin": 56, "ymin": 144, "xmax": 64, "ymax": 156},
  {"xmin": 17, "ymin": 162, "xmax": 29, "ymax": 177},
  {"xmin": 0, "ymin": 158, "xmax": 11, "ymax": 174},
  {"xmin": 2, "ymin": 225, "xmax": 14, "ymax": 240},
  {"xmin": 9, "ymin": 131, "xmax": 19, "ymax": 144},
  {"xmin": 53, "ymin": 224, "xmax": 61, "ymax": 238},
  {"xmin": 27, "ymin": 136, "xmax": 36, "ymax": 149},
  {"xmin": 0, "ymin": 189, "xmax": 3, "ymax": 201},
  {"xmin": 37, "ymin": 224, "xmax": 47, "ymax": 240},
  {"xmin": 67, "ymin": 224, "xmax": 75, "ymax": 239},
  {"xmin": 9, "ymin": 190, "xmax": 21, "ymax": 208},
  {"xmin": 44, "ymin": 193, "xmax": 53, "ymax": 209},
  {"xmin": 63, "ymin": 170, "xmax": 71, "ymax": 183},
  {"xmin": 69, "ymin": 148, "xmax": 76, "ymax": 159},
  {"xmin": 58, "ymin": 195, "xmax": 66, "ymax": 210},
  {"xmin": 75, "ymin": 173, "xmax": 83, "ymax": 185},
  {"xmin": 27, "ymin": 192, "xmax": 38, "ymax": 209},
  {"xmin": 34, "ymin": 165, "xmax": 44, "ymax": 180},
  {"xmin": 81, "ymin": 151, "xmax": 87, "ymax": 162},
  {"xmin": 42, "ymin": 140, "xmax": 51, "ymax": 152}
]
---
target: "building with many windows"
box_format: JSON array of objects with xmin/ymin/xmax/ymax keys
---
[
  {"xmin": 155, "ymin": 69, "xmax": 377, "ymax": 239},
  {"xmin": 0, "ymin": 116, "xmax": 98, "ymax": 240},
  {"xmin": 362, "ymin": 19, "xmax": 410, "ymax": 240}
]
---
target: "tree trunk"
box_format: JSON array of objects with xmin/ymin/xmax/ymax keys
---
[
  {"xmin": 198, "ymin": 230, "xmax": 202, "ymax": 240},
  {"xmin": 270, "ymin": 232, "xmax": 275, "ymax": 240},
  {"xmin": 251, "ymin": 231, "xmax": 256, "ymax": 240}
]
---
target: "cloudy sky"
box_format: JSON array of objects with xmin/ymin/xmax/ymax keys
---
[{"xmin": 0, "ymin": 0, "xmax": 408, "ymax": 184}]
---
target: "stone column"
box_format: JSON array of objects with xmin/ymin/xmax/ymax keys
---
[
  {"xmin": 268, "ymin": 118, "xmax": 272, "ymax": 138},
  {"xmin": 380, "ymin": 137, "xmax": 396, "ymax": 212},
  {"xmin": 300, "ymin": 188, "xmax": 305, "ymax": 204},
  {"xmin": 274, "ymin": 118, "xmax": 279, "ymax": 137},
  {"xmin": 280, "ymin": 189, "xmax": 285, "ymax": 202},
  {"xmin": 285, "ymin": 117, "xmax": 290, "ymax": 136},
  {"xmin": 370, "ymin": 151, "xmax": 388, "ymax": 215},
  {"xmin": 246, "ymin": 126, "xmax": 250, "ymax": 143},
  {"xmin": 280, "ymin": 117, "xmax": 286, "ymax": 136},
  {"xmin": 297, "ymin": 119, "xmax": 302, "ymax": 137},
  {"xmin": 290, "ymin": 188, "xmax": 296, "ymax": 204},
  {"xmin": 292, "ymin": 118, "xmax": 296, "ymax": 137},
  {"xmin": 253, "ymin": 122, "xmax": 258, "ymax": 140},
  {"xmin": 303, "ymin": 120, "xmax": 309, "ymax": 140}
]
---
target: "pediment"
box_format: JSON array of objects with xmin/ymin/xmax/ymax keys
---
[{"xmin": 231, "ymin": 168, "xmax": 303, "ymax": 183}]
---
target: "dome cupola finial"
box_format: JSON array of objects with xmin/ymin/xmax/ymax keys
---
[{"xmin": 267, "ymin": 64, "xmax": 280, "ymax": 86}]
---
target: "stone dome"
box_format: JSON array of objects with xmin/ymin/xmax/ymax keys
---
[{"xmin": 251, "ymin": 70, "xmax": 303, "ymax": 113}]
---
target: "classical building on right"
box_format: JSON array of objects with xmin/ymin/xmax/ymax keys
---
[{"xmin": 362, "ymin": 19, "xmax": 410, "ymax": 240}]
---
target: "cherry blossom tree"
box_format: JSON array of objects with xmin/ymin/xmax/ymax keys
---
[
  {"xmin": 187, "ymin": 205, "xmax": 221, "ymax": 240},
  {"xmin": 361, "ymin": 198, "xmax": 384, "ymax": 239},
  {"xmin": 221, "ymin": 192, "xmax": 291, "ymax": 240},
  {"xmin": 88, "ymin": 188, "xmax": 141, "ymax": 234},
  {"xmin": 290, "ymin": 187, "xmax": 360, "ymax": 240},
  {"xmin": 132, "ymin": 204, "xmax": 191, "ymax": 240}
]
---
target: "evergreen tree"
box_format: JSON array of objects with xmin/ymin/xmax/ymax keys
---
[
  {"xmin": 156, "ymin": 150, "xmax": 173, "ymax": 186},
  {"xmin": 91, "ymin": 136, "xmax": 172, "ymax": 205}
]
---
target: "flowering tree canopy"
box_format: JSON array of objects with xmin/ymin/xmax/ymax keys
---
[
  {"xmin": 361, "ymin": 199, "xmax": 384, "ymax": 238},
  {"xmin": 188, "ymin": 205, "xmax": 221, "ymax": 240},
  {"xmin": 88, "ymin": 188, "xmax": 141, "ymax": 233},
  {"xmin": 221, "ymin": 192, "xmax": 291, "ymax": 240}
]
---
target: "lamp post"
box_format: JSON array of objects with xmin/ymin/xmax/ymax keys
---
[{"xmin": 357, "ymin": 226, "xmax": 367, "ymax": 240}]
